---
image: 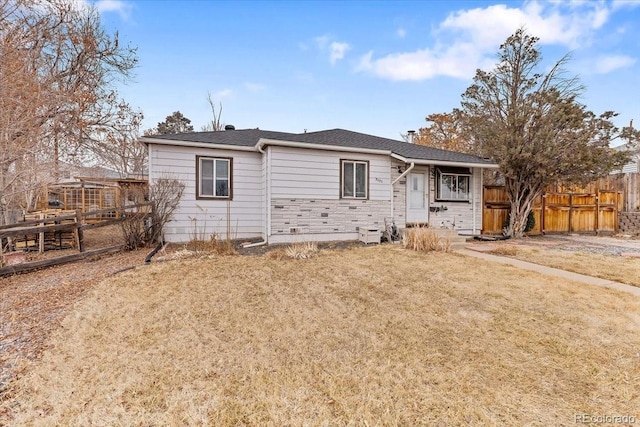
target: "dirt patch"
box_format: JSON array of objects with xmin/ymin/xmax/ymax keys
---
[{"xmin": 0, "ymin": 248, "xmax": 151, "ymax": 416}]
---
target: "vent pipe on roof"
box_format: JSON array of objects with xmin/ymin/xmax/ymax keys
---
[
  {"xmin": 407, "ymin": 130, "xmax": 416, "ymax": 144},
  {"xmin": 225, "ymin": 124, "xmax": 235, "ymax": 131}
]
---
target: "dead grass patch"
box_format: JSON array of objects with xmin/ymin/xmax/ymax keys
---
[
  {"xmin": 265, "ymin": 242, "xmax": 320, "ymax": 260},
  {"xmin": 3, "ymin": 246, "xmax": 640, "ymax": 425},
  {"xmin": 184, "ymin": 234, "xmax": 237, "ymax": 256},
  {"xmin": 402, "ymin": 227, "xmax": 450, "ymax": 252},
  {"xmin": 488, "ymin": 243, "xmax": 519, "ymax": 256},
  {"xmin": 511, "ymin": 248, "xmax": 640, "ymax": 287}
]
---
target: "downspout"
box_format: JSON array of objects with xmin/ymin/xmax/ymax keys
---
[
  {"xmin": 472, "ymin": 168, "xmax": 478, "ymax": 235},
  {"xmin": 243, "ymin": 142, "xmax": 268, "ymax": 248},
  {"xmin": 392, "ymin": 162, "xmax": 415, "ymax": 185},
  {"xmin": 390, "ymin": 162, "xmax": 415, "ymax": 222}
]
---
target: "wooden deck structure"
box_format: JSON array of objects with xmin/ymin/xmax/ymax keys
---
[
  {"xmin": 0, "ymin": 203, "xmax": 151, "ymax": 274},
  {"xmin": 36, "ymin": 178, "xmax": 148, "ymax": 222}
]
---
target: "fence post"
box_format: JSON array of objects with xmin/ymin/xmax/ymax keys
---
[
  {"xmin": 595, "ymin": 190, "xmax": 600, "ymax": 235},
  {"xmin": 76, "ymin": 209, "xmax": 84, "ymax": 252},
  {"xmin": 568, "ymin": 194, "xmax": 573, "ymax": 233},
  {"xmin": 541, "ymin": 194, "xmax": 546, "ymax": 234}
]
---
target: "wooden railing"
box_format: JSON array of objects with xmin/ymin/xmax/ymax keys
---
[{"xmin": 0, "ymin": 203, "xmax": 151, "ymax": 276}]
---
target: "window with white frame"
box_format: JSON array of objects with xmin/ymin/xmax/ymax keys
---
[
  {"xmin": 196, "ymin": 156, "xmax": 232, "ymax": 199},
  {"xmin": 341, "ymin": 160, "xmax": 368, "ymax": 199},
  {"xmin": 436, "ymin": 167, "xmax": 471, "ymax": 201}
]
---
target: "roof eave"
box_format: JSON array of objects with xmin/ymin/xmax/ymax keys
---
[
  {"xmin": 139, "ymin": 137, "xmax": 257, "ymax": 152},
  {"xmin": 393, "ymin": 153, "xmax": 498, "ymax": 168},
  {"xmin": 256, "ymin": 138, "xmax": 393, "ymax": 156}
]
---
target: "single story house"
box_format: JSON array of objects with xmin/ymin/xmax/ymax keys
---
[
  {"xmin": 140, "ymin": 128, "xmax": 497, "ymax": 244},
  {"xmin": 614, "ymin": 143, "xmax": 639, "ymax": 174}
]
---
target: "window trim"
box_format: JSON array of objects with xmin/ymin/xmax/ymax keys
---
[
  {"xmin": 435, "ymin": 167, "xmax": 471, "ymax": 202},
  {"xmin": 195, "ymin": 155, "xmax": 233, "ymax": 200},
  {"xmin": 340, "ymin": 159, "xmax": 369, "ymax": 200}
]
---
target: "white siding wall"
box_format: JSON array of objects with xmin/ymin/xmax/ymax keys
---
[
  {"xmin": 268, "ymin": 146, "xmax": 391, "ymax": 242},
  {"xmin": 148, "ymin": 144, "xmax": 263, "ymax": 242},
  {"xmin": 621, "ymin": 155, "xmax": 639, "ymax": 173},
  {"xmin": 269, "ymin": 146, "xmax": 390, "ymax": 200},
  {"xmin": 427, "ymin": 166, "xmax": 483, "ymax": 235}
]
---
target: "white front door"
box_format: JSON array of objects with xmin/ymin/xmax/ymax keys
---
[{"xmin": 406, "ymin": 172, "xmax": 428, "ymax": 223}]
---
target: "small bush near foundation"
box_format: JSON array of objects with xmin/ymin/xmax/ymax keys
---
[
  {"xmin": 489, "ymin": 245, "xmax": 518, "ymax": 256},
  {"xmin": 186, "ymin": 233, "xmax": 237, "ymax": 256},
  {"xmin": 266, "ymin": 242, "xmax": 319, "ymax": 260},
  {"xmin": 286, "ymin": 242, "xmax": 319, "ymax": 259},
  {"xmin": 402, "ymin": 227, "xmax": 450, "ymax": 253}
]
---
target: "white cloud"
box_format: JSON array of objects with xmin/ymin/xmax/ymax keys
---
[
  {"xmin": 94, "ymin": 0, "xmax": 133, "ymax": 20},
  {"xmin": 612, "ymin": 0, "xmax": 640, "ymax": 10},
  {"xmin": 356, "ymin": 43, "xmax": 484, "ymax": 81},
  {"xmin": 312, "ymin": 35, "xmax": 350, "ymax": 64},
  {"xmin": 243, "ymin": 82, "xmax": 267, "ymax": 92},
  {"xmin": 440, "ymin": 1, "xmax": 609, "ymax": 49},
  {"xmin": 396, "ymin": 27, "xmax": 407, "ymax": 38},
  {"xmin": 213, "ymin": 89, "xmax": 233, "ymax": 99},
  {"xmin": 593, "ymin": 54, "xmax": 637, "ymax": 74},
  {"xmin": 329, "ymin": 41, "xmax": 350, "ymax": 65},
  {"xmin": 314, "ymin": 35, "xmax": 330, "ymax": 50},
  {"xmin": 357, "ymin": 0, "xmax": 625, "ymax": 81}
]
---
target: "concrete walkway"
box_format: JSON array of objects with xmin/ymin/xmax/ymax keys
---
[{"xmin": 456, "ymin": 247, "xmax": 640, "ymax": 297}]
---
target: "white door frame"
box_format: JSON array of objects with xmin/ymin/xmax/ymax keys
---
[{"xmin": 406, "ymin": 169, "xmax": 429, "ymax": 224}]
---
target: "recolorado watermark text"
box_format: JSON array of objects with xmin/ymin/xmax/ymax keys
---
[{"xmin": 575, "ymin": 414, "xmax": 636, "ymax": 424}]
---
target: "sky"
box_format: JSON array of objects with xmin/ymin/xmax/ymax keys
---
[{"xmin": 92, "ymin": 0, "xmax": 640, "ymax": 144}]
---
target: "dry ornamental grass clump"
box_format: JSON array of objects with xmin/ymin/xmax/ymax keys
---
[
  {"xmin": 266, "ymin": 242, "xmax": 319, "ymax": 260},
  {"xmin": 402, "ymin": 227, "xmax": 451, "ymax": 252},
  {"xmin": 185, "ymin": 233, "xmax": 237, "ymax": 256},
  {"xmin": 3, "ymin": 246, "xmax": 640, "ymax": 425},
  {"xmin": 488, "ymin": 244, "xmax": 519, "ymax": 256}
]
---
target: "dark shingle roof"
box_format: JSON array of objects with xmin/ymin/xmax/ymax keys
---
[{"xmin": 146, "ymin": 128, "xmax": 494, "ymax": 165}]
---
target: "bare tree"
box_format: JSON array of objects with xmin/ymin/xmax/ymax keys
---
[
  {"xmin": 87, "ymin": 102, "xmax": 147, "ymax": 178},
  {"xmin": 200, "ymin": 92, "xmax": 224, "ymax": 132},
  {"xmin": 0, "ymin": 0, "xmax": 137, "ymax": 224}
]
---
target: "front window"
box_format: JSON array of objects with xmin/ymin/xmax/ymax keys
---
[
  {"xmin": 197, "ymin": 156, "xmax": 232, "ymax": 199},
  {"xmin": 341, "ymin": 160, "xmax": 368, "ymax": 199},
  {"xmin": 436, "ymin": 167, "xmax": 471, "ymax": 201}
]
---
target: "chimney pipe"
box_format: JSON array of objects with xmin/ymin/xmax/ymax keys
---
[{"xmin": 407, "ymin": 130, "xmax": 416, "ymax": 144}]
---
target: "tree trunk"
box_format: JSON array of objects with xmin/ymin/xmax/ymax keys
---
[{"xmin": 504, "ymin": 179, "xmax": 542, "ymax": 238}]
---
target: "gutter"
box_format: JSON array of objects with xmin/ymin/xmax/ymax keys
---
[
  {"xmin": 256, "ymin": 138, "xmax": 392, "ymax": 156},
  {"xmin": 139, "ymin": 137, "xmax": 256, "ymax": 152},
  {"xmin": 392, "ymin": 152, "xmax": 497, "ymax": 169}
]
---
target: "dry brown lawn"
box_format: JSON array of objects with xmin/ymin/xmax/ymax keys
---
[
  {"xmin": 3, "ymin": 246, "xmax": 640, "ymax": 426},
  {"xmin": 489, "ymin": 244, "xmax": 640, "ymax": 287}
]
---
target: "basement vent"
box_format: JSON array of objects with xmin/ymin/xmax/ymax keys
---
[{"xmin": 289, "ymin": 227, "xmax": 301, "ymax": 234}]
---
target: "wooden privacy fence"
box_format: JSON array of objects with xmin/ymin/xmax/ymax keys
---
[{"xmin": 483, "ymin": 185, "xmax": 624, "ymax": 235}]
